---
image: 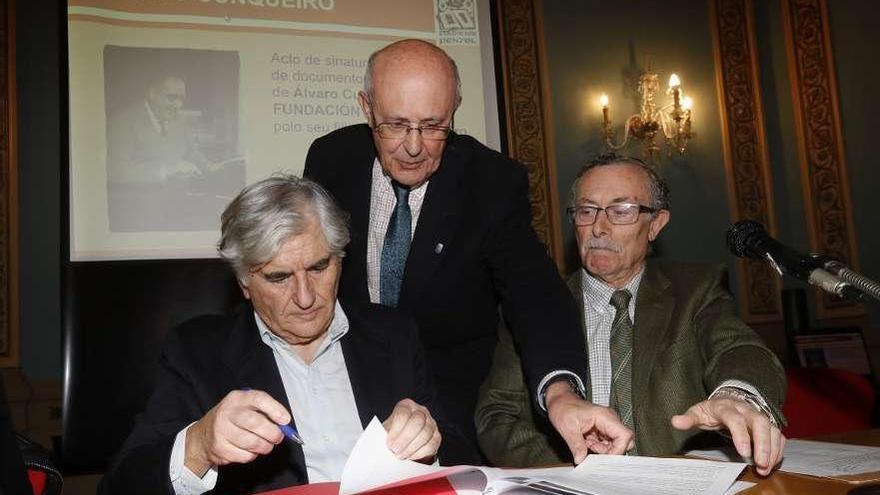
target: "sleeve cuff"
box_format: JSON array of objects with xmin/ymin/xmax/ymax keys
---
[
  {"xmin": 169, "ymin": 423, "xmax": 219, "ymax": 495},
  {"xmin": 536, "ymin": 370, "xmax": 587, "ymax": 412}
]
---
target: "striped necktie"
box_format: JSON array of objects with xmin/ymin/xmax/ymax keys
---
[
  {"xmin": 379, "ymin": 181, "xmax": 411, "ymax": 306},
  {"xmin": 609, "ymin": 289, "xmax": 636, "ymax": 453}
]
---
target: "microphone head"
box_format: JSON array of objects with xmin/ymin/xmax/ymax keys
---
[{"xmin": 726, "ymin": 220, "xmax": 767, "ymax": 259}]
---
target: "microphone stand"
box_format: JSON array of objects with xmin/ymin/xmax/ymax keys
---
[
  {"xmin": 808, "ymin": 257, "xmax": 880, "ymax": 437},
  {"xmin": 804, "ymin": 255, "xmax": 878, "ymax": 303},
  {"xmin": 823, "ymin": 261, "xmax": 880, "ymax": 303}
]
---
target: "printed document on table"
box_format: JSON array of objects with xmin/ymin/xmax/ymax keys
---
[
  {"xmin": 555, "ymin": 455, "xmax": 746, "ymax": 495},
  {"xmin": 686, "ymin": 438, "xmax": 880, "ymax": 482},
  {"xmin": 339, "ymin": 418, "xmax": 745, "ymax": 494}
]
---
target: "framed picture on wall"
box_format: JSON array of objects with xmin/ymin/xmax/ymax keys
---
[{"xmin": 794, "ymin": 331, "xmax": 872, "ymax": 376}]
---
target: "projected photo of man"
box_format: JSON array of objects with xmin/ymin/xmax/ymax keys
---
[
  {"xmin": 107, "ymin": 75, "xmax": 210, "ymax": 184},
  {"xmin": 104, "ymin": 46, "xmax": 244, "ymax": 232}
]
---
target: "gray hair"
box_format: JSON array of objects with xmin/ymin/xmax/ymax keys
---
[
  {"xmin": 570, "ymin": 153, "xmax": 671, "ymax": 212},
  {"xmin": 218, "ymin": 174, "xmax": 350, "ymax": 283},
  {"xmin": 363, "ymin": 40, "xmax": 462, "ymax": 104}
]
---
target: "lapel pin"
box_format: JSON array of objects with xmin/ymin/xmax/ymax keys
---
[{"xmin": 434, "ymin": 243, "xmax": 444, "ymax": 254}]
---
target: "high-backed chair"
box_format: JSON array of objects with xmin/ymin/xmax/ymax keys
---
[
  {"xmin": 0, "ymin": 378, "xmax": 32, "ymax": 494},
  {"xmin": 783, "ymin": 367, "xmax": 875, "ymax": 438}
]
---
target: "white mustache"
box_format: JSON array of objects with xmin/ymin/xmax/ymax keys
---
[{"xmin": 585, "ymin": 238, "xmax": 622, "ymax": 252}]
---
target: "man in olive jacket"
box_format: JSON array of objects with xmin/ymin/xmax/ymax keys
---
[{"xmin": 475, "ymin": 154, "xmax": 786, "ymax": 476}]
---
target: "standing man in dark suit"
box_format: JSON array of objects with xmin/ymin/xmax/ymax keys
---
[
  {"xmin": 100, "ymin": 175, "xmax": 472, "ymax": 495},
  {"xmin": 305, "ymin": 39, "xmax": 632, "ymax": 462},
  {"xmin": 476, "ymin": 154, "xmax": 786, "ymax": 475}
]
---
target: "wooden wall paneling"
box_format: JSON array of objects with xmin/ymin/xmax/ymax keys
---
[
  {"xmin": 494, "ymin": 0, "xmax": 565, "ymax": 271},
  {"xmin": 0, "ymin": 0, "xmax": 18, "ymax": 368},
  {"xmin": 781, "ymin": 0, "xmax": 862, "ymax": 319},
  {"xmin": 710, "ymin": 0, "xmax": 783, "ymax": 323}
]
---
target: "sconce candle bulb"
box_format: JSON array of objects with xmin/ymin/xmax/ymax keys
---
[
  {"xmin": 682, "ymin": 96, "xmax": 693, "ymax": 111},
  {"xmin": 599, "ymin": 94, "xmax": 610, "ymax": 126},
  {"xmin": 598, "ymin": 68, "xmax": 694, "ymax": 158},
  {"xmin": 669, "ymin": 74, "xmax": 681, "ymax": 111}
]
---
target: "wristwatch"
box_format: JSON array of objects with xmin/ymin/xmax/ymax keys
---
[
  {"xmin": 712, "ymin": 387, "xmax": 779, "ymax": 429},
  {"xmin": 540, "ymin": 375, "xmax": 585, "ymax": 409}
]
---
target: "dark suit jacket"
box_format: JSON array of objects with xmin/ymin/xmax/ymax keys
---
[
  {"xmin": 304, "ymin": 124, "xmax": 585, "ymax": 449},
  {"xmin": 99, "ymin": 302, "xmax": 475, "ymax": 495},
  {"xmin": 475, "ymin": 259, "xmax": 787, "ymax": 467}
]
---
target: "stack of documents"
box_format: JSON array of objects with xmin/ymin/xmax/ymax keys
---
[
  {"xmin": 687, "ymin": 438, "xmax": 880, "ymax": 483},
  {"xmin": 334, "ymin": 418, "xmax": 748, "ymax": 495}
]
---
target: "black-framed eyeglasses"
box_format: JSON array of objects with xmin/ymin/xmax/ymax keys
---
[
  {"xmin": 566, "ymin": 203, "xmax": 656, "ymax": 226},
  {"xmin": 374, "ymin": 122, "xmax": 451, "ymax": 141}
]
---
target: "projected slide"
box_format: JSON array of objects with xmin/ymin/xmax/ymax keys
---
[{"xmin": 68, "ymin": 0, "xmax": 497, "ymax": 260}]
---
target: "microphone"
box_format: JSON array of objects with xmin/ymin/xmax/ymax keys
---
[{"xmin": 726, "ymin": 220, "xmax": 860, "ymax": 299}]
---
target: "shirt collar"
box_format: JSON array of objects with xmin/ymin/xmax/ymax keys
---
[
  {"xmin": 254, "ymin": 301, "xmax": 350, "ymax": 361},
  {"xmin": 144, "ymin": 100, "xmax": 163, "ymax": 134},
  {"xmin": 371, "ymin": 158, "xmax": 430, "ymax": 193},
  {"xmin": 581, "ymin": 265, "xmax": 645, "ymax": 313}
]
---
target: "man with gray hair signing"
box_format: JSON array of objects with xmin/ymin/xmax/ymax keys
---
[
  {"xmin": 476, "ymin": 153, "xmax": 786, "ymax": 475},
  {"xmin": 100, "ymin": 175, "xmax": 474, "ymax": 495}
]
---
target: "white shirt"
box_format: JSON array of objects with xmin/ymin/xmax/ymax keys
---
[
  {"xmin": 168, "ymin": 303, "xmax": 364, "ymax": 494},
  {"xmin": 144, "ymin": 100, "xmax": 163, "ymax": 134},
  {"xmin": 581, "ymin": 267, "xmax": 644, "ymax": 407},
  {"xmin": 366, "ymin": 158, "xmax": 428, "ymax": 303}
]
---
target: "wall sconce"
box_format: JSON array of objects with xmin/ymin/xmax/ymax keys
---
[{"xmin": 599, "ymin": 70, "xmax": 694, "ymax": 157}]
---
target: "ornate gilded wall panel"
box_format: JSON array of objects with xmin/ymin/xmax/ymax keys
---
[
  {"xmin": 782, "ymin": 0, "xmax": 861, "ymax": 319},
  {"xmin": 711, "ymin": 0, "xmax": 782, "ymax": 323},
  {"xmin": 0, "ymin": 0, "xmax": 19, "ymax": 367},
  {"xmin": 495, "ymin": 0, "xmax": 564, "ymax": 269}
]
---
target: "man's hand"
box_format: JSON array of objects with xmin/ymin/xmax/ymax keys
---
[
  {"xmin": 383, "ymin": 398, "xmax": 441, "ymax": 463},
  {"xmin": 185, "ymin": 389, "xmax": 291, "ymax": 477},
  {"xmin": 671, "ymin": 398, "xmax": 785, "ymax": 476},
  {"xmin": 545, "ymin": 381, "xmax": 634, "ymax": 463}
]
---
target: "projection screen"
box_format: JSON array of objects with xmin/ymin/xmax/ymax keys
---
[{"xmin": 68, "ymin": 0, "xmax": 500, "ymax": 261}]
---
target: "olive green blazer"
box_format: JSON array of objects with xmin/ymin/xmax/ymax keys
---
[{"xmin": 474, "ymin": 259, "xmax": 786, "ymax": 467}]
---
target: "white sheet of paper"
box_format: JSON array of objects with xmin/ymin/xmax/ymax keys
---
[
  {"xmin": 338, "ymin": 417, "xmax": 447, "ymax": 495},
  {"xmin": 687, "ymin": 439, "xmax": 880, "ymax": 478},
  {"xmin": 559, "ymin": 455, "xmax": 746, "ymax": 495}
]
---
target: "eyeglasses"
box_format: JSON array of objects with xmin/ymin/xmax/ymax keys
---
[
  {"xmin": 566, "ymin": 203, "xmax": 656, "ymax": 226},
  {"xmin": 374, "ymin": 122, "xmax": 452, "ymax": 141}
]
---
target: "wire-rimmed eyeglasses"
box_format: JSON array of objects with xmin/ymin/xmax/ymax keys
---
[{"xmin": 374, "ymin": 122, "xmax": 452, "ymax": 141}]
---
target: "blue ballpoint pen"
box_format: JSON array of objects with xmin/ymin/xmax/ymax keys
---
[
  {"xmin": 241, "ymin": 388, "xmax": 305, "ymax": 445},
  {"xmin": 280, "ymin": 423, "xmax": 305, "ymax": 446}
]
